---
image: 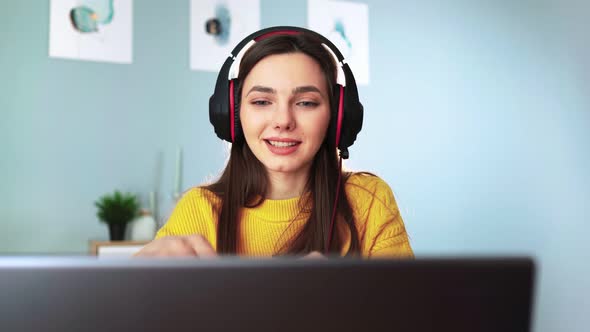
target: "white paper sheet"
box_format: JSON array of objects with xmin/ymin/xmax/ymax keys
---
[
  {"xmin": 49, "ymin": 0, "xmax": 133, "ymax": 63},
  {"xmin": 97, "ymin": 245, "xmax": 145, "ymax": 258},
  {"xmin": 190, "ymin": 0, "xmax": 261, "ymax": 72},
  {"xmin": 308, "ymin": 0, "xmax": 370, "ymax": 85}
]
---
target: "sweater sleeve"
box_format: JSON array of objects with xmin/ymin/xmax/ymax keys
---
[
  {"xmin": 368, "ymin": 212, "xmax": 414, "ymax": 258},
  {"xmin": 358, "ymin": 177, "xmax": 414, "ymax": 258},
  {"xmin": 155, "ymin": 188, "xmax": 219, "ymax": 250}
]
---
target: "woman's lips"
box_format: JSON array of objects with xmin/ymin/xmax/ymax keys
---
[{"xmin": 264, "ymin": 139, "xmax": 301, "ymax": 155}]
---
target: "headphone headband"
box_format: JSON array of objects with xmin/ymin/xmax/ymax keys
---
[
  {"xmin": 227, "ymin": 31, "xmax": 346, "ymax": 87},
  {"xmin": 229, "ymin": 27, "xmax": 346, "ymax": 62}
]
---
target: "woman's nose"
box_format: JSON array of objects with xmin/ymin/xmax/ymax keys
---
[{"xmin": 272, "ymin": 103, "xmax": 296, "ymax": 131}]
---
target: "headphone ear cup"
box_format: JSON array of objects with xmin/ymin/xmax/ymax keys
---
[
  {"xmin": 337, "ymin": 64, "xmax": 363, "ymax": 151},
  {"xmin": 232, "ymin": 79, "xmax": 243, "ymax": 142},
  {"xmin": 331, "ymin": 84, "xmax": 346, "ymax": 148},
  {"xmin": 327, "ymin": 84, "xmax": 341, "ymax": 147},
  {"xmin": 209, "ymin": 57, "xmax": 234, "ymax": 142}
]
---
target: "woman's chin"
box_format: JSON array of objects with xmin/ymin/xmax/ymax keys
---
[
  {"xmin": 264, "ymin": 164, "xmax": 300, "ymax": 174},
  {"xmin": 262, "ymin": 160, "xmax": 311, "ymax": 176}
]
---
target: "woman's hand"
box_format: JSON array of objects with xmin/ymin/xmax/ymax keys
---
[
  {"xmin": 301, "ymin": 251, "xmax": 327, "ymax": 260},
  {"xmin": 134, "ymin": 235, "xmax": 217, "ymax": 258}
]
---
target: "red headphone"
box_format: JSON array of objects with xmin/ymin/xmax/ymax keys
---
[{"xmin": 209, "ymin": 26, "xmax": 363, "ymax": 159}]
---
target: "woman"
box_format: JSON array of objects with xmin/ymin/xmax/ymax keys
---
[{"xmin": 136, "ymin": 27, "xmax": 413, "ymax": 258}]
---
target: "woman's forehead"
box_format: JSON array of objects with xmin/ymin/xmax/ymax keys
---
[{"xmin": 243, "ymin": 53, "xmax": 328, "ymax": 92}]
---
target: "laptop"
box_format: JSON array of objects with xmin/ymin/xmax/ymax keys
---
[{"xmin": 0, "ymin": 256, "xmax": 535, "ymax": 332}]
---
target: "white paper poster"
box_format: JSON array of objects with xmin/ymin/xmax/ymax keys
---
[
  {"xmin": 308, "ymin": 0, "xmax": 370, "ymax": 85},
  {"xmin": 190, "ymin": 0, "xmax": 261, "ymax": 72},
  {"xmin": 49, "ymin": 0, "xmax": 133, "ymax": 63}
]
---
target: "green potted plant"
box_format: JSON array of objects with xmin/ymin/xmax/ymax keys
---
[{"xmin": 94, "ymin": 190, "xmax": 140, "ymax": 241}]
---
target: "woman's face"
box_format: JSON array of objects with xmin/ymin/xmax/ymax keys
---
[{"xmin": 240, "ymin": 52, "xmax": 331, "ymax": 177}]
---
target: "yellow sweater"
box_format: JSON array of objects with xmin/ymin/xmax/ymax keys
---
[{"xmin": 156, "ymin": 173, "xmax": 413, "ymax": 258}]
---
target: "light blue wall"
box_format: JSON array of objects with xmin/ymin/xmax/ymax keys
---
[{"xmin": 1, "ymin": 1, "xmax": 588, "ymax": 331}]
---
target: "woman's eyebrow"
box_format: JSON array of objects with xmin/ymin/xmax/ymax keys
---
[
  {"xmin": 292, "ymin": 85, "xmax": 323, "ymax": 96},
  {"xmin": 246, "ymin": 85, "xmax": 276, "ymax": 96},
  {"xmin": 245, "ymin": 85, "xmax": 324, "ymax": 97}
]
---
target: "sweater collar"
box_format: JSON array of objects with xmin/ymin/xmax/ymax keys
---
[{"xmin": 243, "ymin": 192, "xmax": 312, "ymax": 222}]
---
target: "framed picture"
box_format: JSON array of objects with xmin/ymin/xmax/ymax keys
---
[
  {"xmin": 190, "ymin": 0, "xmax": 260, "ymax": 71},
  {"xmin": 308, "ymin": 0, "xmax": 370, "ymax": 85},
  {"xmin": 49, "ymin": 0, "xmax": 133, "ymax": 63}
]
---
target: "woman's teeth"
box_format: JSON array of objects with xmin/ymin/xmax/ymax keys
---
[{"xmin": 267, "ymin": 140, "xmax": 298, "ymax": 147}]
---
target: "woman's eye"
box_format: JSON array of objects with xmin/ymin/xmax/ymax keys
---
[
  {"xmin": 297, "ymin": 101, "xmax": 319, "ymax": 108},
  {"xmin": 251, "ymin": 100, "xmax": 271, "ymax": 106}
]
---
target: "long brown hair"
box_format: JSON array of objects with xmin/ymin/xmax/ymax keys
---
[{"xmin": 204, "ymin": 33, "xmax": 360, "ymax": 255}]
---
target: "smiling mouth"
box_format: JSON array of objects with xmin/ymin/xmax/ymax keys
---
[{"xmin": 264, "ymin": 140, "xmax": 301, "ymax": 148}]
